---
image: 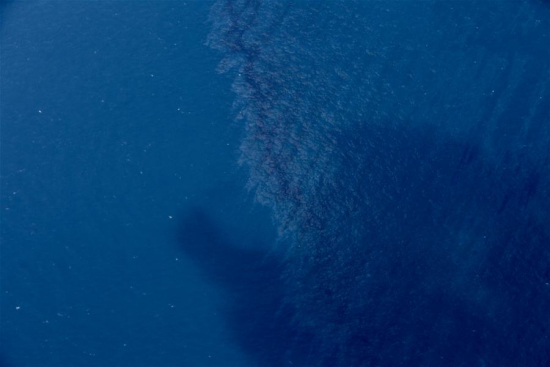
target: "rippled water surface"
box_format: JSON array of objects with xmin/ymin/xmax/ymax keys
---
[
  {"xmin": 1, "ymin": 0, "xmax": 549, "ymax": 366},
  {"xmin": 207, "ymin": 0, "xmax": 550, "ymax": 365}
]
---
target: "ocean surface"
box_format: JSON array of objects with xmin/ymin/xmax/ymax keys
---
[{"xmin": 1, "ymin": 1, "xmax": 549, "ymax": 366}]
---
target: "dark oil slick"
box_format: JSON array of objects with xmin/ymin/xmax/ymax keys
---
[
  {"xmin": 1, "ymin": 0, "xmax": 548, "ymax": 366},
  {"xmin": 206, "ymin": 0, "xmax": 550, "ymax": 365}
]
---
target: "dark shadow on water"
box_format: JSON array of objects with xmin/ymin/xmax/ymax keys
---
[
  {"xmin": 175, "ymin": 123, "xmax": 550, "ymax": 366},
  {"xmin": 176, "ymin": 207, "xmax": 315, "ymax": 367},
  {"xmin": 0, "ymin": 354, "xmax": 13, "ymax": 367}
]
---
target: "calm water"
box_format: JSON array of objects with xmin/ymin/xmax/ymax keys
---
[{"xmin": 1, "ymin": 1, "xmax": 549, "ymax": 366}]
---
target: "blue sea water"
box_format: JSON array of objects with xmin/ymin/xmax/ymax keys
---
[
  {"xmin": 1, "ymin": 0, "xmax": 549, "ymax": 366},
  {"xmin": 1, "ymin": 1, "xmax": 270, "ymax": 366}
]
